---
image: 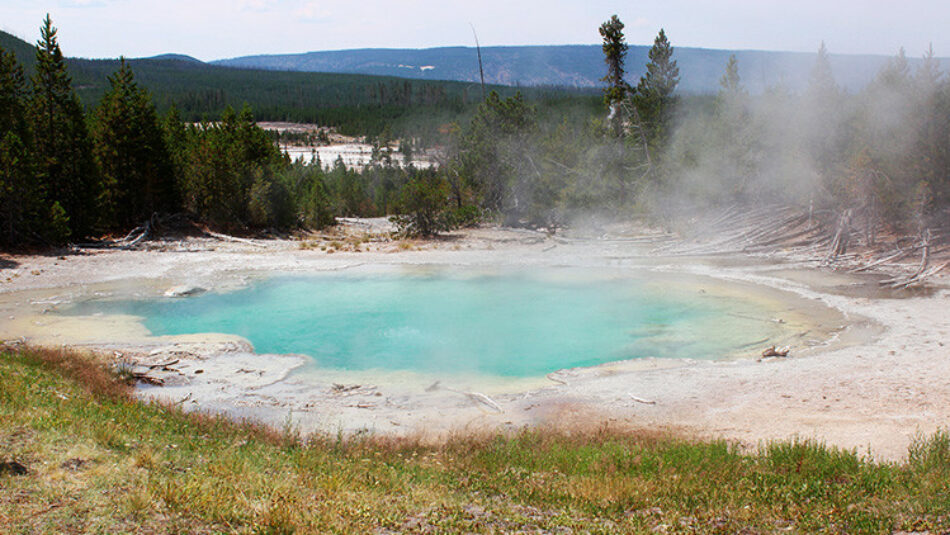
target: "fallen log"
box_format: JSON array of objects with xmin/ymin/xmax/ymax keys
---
[
  {"xmin": 131, "ymin": 372, "xmax": 164, "ymax": 386},
  {"xmin": 761, "ymin": 345, "xmax": 790, "ymax": 358},
  {"xmin": 426, "ymin": 381, "xmax": 504, "ymax": 413},
  {"xmin": 203, "ymin": 229, "xmax": 268, "ymax": 248},
  {"xmin": 546, "ymin": 372, "xmax": 567, "ymax": 385},
  {"xmin": 628, "ymin": 394, "xmax": 657, "ymax": 405},
  {"xmin": 886, "ymin": 261, "xmax": 948, "ymax": 289},
  {"xmin": 147, "ymin": 359, "xmax": 180, "ymax": 370},
  {"xmin": 823, "ymin": 210, "xmax": 852, "ymax": 265},
  {"xmin": 850, "ymin": 248, "xmax": 913, "ymax": 273}
]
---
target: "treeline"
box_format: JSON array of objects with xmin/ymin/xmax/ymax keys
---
[
  {"xmin": 0, "ymin": 27, "xmax": 592, "ymax": 144},
  {"xmin": 73, "ymin": 59, "xmax": 475, "ymax": 143},
  {"xmin": 659, "ymin": 42, "xmax": 950, "ymax": 236},
  {"xmin": 375, "ymin": 20, "xmax": 686, "ymax": 232},
  {"xmin": 391, "ymin": 16, "xmax": 950, "ymax": 237},
  {"xmin": 7, "ymin": 15, "xmax": 945, "ymax": 245},
  {"xmin": 0, "ymin": 16, "xmax": 452, "ymax": 246}
]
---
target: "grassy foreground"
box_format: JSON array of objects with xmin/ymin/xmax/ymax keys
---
[{"xmin": 0, "ymin": 348, "xmax": 948, "ymax": 534}]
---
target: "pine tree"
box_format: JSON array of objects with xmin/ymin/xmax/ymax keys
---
[
  {"xmin": 393, "ymin": 171, "xmax": 451, "ymax": 237},
  {"xmin": 633, "ymin": 29, "xmax": 680, "ymax": 154},
  {"xmin": 162, "ymin": 105, "xmax": 187, "ymax": 200},
  {"xmin": 175, "ymin": 104, "xmax": 288, "ymax": 229},
  {"xmin": 599, "ymin": 15, "xmax": 628, "ymax": 137},
  {"xmin": 459, "ymin": 91, "xmax": 536, "ymax": 218},
  {"xmin": 93, "ymin": 58, "xmax": 176, "ymax": 230},
  {"xmin": 0, "ymin": 47, "xmax": 51, "ymax": 245},
  {"xmin": 875, "ymin": 47, "xmax": 910, "ymax": 89},
  {"xmin": 808, "ymin": 42, "xmax": 839, "ymax": 100},
  {"xmin": 719, "ymin": 54, "xmax": 743, "ymax": 97},
  {"xmin": 803, "ymin": 42, "xmax": 844, "ymax": 182},
  {"xmin": 713, "ymin": 54, "xmax": 757, "ymax": 201},
  {"xmin": 30, "ymin": 15, "xmax": 98, "ymax": 238},
  {"xmin": 910, "ymin": 44, "xmax": 947, "ymax": 214},
  {"xmin": 0, "ymin": 48, "xmax": 29, "ymax": 141},
  {"xmin": 916, "ymin": 44, "xmax": 942, "ymax": 93}
]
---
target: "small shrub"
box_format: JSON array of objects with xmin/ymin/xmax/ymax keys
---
[
  {"xmin": 446, "ymin": 204, "xmax": 482, "ymax": 228},
  {"xmin": 391, "ymin": 172, "xmax": 453, "ymax": 237},
  {"xmin": 908, "ymin": 429, "xmax": 950, "ymax": 475}
]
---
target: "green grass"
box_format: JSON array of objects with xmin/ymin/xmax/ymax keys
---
[{"xmin": 1, "ymin": 347, "xmax": 948, "ymax": 533}]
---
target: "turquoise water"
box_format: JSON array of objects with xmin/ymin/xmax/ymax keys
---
[{"xmin": 71, "ymin": 270, "xmax": 783, "ymax": 377}]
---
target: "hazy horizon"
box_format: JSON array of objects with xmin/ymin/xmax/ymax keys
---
[{"xmin": 2, "ymin": 1, "xmax": 949, "ymax": 62}]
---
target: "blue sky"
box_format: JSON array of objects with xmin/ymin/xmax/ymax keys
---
[{"xmin": 1, "ymin": 0, "xmax": 947, "ymax": 61}]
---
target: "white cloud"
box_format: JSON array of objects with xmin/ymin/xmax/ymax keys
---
[
  {"xmin": 56, "ymin": 0, "xmax": 112, "ymax": 7},
  {"xmin": 238, "ymin": 0, "xmax": 278, "ymax": 12},
  {"xmin": 294, "ymin": 1, "xmax": 333, "ymax": 22},
  {"xmin": 629, "ymin": 17, "xmax": 650, "ymax": 28}
]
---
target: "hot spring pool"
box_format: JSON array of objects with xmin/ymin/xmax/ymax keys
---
[{"xmin": 71, "ymin": 269, "xmax": 793, "ymax": 377}]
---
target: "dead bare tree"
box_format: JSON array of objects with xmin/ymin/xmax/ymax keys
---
[
  {"xmin": 823, "ymin": 209, "xmax": 852, "ymax": 265},
  {"xmin": 470, "ymin": 24, "xmax": 486, "ymax": 102}
]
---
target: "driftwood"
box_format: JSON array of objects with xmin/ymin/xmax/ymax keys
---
[
  {"xmin": 653, "ymin": 204, "xmax": 820, "ymax": 257},
  {"xmin": 120, "ymin": 223, "xmax": 148, "ymax": 242},
  {"xmin": 72, "ymin": 213, "xmax": 273, "ymax": 251},
  {"xmin": 849, "ymin": 248, "xmax": 914, "ymax": 273},
  {"xmin": 628, "ymin": 394, "xmax": 657, "ymax": 405},
  {"xmin": 203, "ymin": 229, "xmax": 268, "ymax": 248},
  {"xmin": 426, "ymin": 381, "xmax": 504, "ymax": 413},
  {"xmin": 546, "ymin": 372, "xmax": 567, "ymax": 385},
  {"xmin": 330, "ymin": 383, "xmax": 378, "ymax": 398},
  {"xmin": 878, "ymin": 230, "xmax": 945, "ymax": 288},
  {"xmin": 883, "ymin": 261, "xmax": 948, "ymax": 289},
  {"xmin": 118, "ymin": 213, "xmax": 163, "ymax": 250},
  {"xmin": 647, "ymin": 203, "xmax": 948, "ymax": 288},
  {"xmin": 823, "ymin": 210, "xmax": 852, "ymax": 265},
  {"xmin": 130, "ymin": 372, "xmax": 164, "ymax": 386},
  {"xmin": 761, "ymin": 345, "xmax": 790, "ymax": 358},
  {"xmin": 116, "ymin": 357, "xmax": 184, "ymax": 386},
  {"xmin": 72, "ymin": 213, "xmax": 170, "ymax": 250}
]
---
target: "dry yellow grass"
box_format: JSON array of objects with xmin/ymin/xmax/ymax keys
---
[{"xmin": 1, "ymin": 346, "xmax": 948, "ymax": 533}]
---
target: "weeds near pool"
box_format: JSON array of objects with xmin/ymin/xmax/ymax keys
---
[
  {"xmin": 1, "ymin": 345, "xmax": 949, "ymax": 533},
  {"xmin": 297, "ymin": 232, "xmax": 376, "ymax": 253},
  {"xmin": 8, "ymin": 345, "xmax": 133, "ymax": 400}
]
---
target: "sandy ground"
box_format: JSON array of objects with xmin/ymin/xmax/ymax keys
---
[{"xmin": 1, "ymin": 220, "xmax": 947, "ymax": 461}]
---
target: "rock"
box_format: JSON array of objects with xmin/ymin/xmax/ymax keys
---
[
  {"xmin": 0, "ymin": 460, "xmax": 28, "ymax": 476},
  {"xmin": 761, "ymin": 345, "xmax": 791, "ymax": 358},
  {"xmin": 61, "ymin": 458, "xmax": 86, "ymax": 471},
  {"xmin": 164, "ymin": 285, "xmax": 206, "ymax": 298}
]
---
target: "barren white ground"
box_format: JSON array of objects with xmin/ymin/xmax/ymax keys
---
[{"xmin": 1, "ymin": 221, "xmax": 947, "ymax": 461}]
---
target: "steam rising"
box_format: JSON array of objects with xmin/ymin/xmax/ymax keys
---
[{"xmin": 475, "ymin": 44, "xmax": 946, "ymax": 236}]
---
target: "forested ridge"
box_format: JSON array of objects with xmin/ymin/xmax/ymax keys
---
[
  {"xmin": 1, "ymin": 15, "xmax": 949, "ymax": 251},
  {"xmin": 215, "ymin": 42, "xmax": 950, "ymax": 94},
  {"xmin": 0, "ymin": 27, "xmax": 589, "ymax": 141}
]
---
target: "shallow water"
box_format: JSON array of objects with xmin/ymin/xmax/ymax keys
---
[{"xmin": 69, "ymin": 269, "xmax": 790, "ymax": 377}]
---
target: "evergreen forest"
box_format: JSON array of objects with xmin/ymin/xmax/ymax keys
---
[{"xmin": 1, "ymin": 15, "xmax": 949, "ymax": 246}]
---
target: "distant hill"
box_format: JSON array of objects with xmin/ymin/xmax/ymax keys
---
[
  {"xmin": 0, "ymin": 29, "xmax": 586, "ymax": 138},
  {"xmin": 8, "ymin": 26, "xmax": 947, "ymax": 97},
  {"xmin": 140, "ymin": 53, "xmax": 203, "ymax": 63},
  {"xmin": 0, "ymin": 29, "xmax": 37, "ymax": 69},
  {"xmin": 214, "ymin": 44, "xmax": 950, "ymax": 94}
]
